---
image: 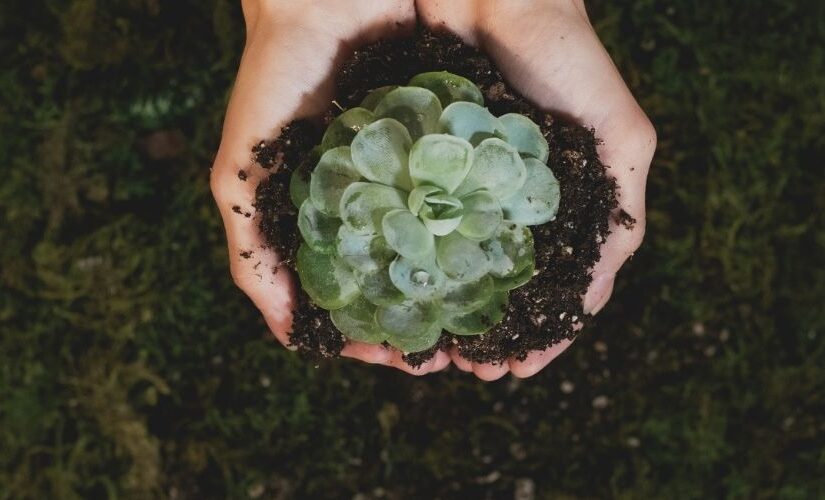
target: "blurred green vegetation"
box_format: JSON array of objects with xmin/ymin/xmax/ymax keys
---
[{"xmin": 1, "ymin": 0, "xmax": 823, "ymax": 498}]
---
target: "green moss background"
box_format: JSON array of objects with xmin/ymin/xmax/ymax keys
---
[{"xmin": 1, "ymin": 0, "xmax": 823, "ymax": 498}]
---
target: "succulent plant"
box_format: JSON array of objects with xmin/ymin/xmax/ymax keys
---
[{"xmin": 290, "ymin": 71, "xmax": 560, "ymax": 353}]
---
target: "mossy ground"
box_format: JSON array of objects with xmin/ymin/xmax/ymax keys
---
[{"xmin": 1, "ymin": 1, "xmax": 823, "ymax": 498}]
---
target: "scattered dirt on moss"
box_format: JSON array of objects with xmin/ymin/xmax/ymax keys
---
[{"xmin": 252, "ymin": 28, "xmax": 618, "ymax": 366}]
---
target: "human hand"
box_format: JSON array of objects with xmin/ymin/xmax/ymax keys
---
[
  {"xmin": 210, "ymin": 0, "xmax": 451, "ymax": 374},
  {"xmin": 416, "ymin": 0, "xmax": 657, "ymax": 379}
]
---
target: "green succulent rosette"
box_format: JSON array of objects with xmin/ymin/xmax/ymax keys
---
[{"xmin": 291, "ymin": 71, "xmax": 561, "ymax": 353}]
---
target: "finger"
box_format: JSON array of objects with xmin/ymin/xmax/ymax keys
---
[
  {"xmin": 471, "ymin": 361, "xmax": 510, "ymax": 381},
  {"xmin": 384, "ymin": 350, "xmax": 439, "ymax": 375},
  {"xmin": 449, "ymin": 347, "xmax": 475, "ymax": 372},
  {"xmin": 340, "ymin": 341, "xmax": 394, "ymax": 364},
  {"xmin": 509, "ymin": 338, "xmax": 574, "ymax": 379},
  {"xmin": 416, "ymin": 0, "xmax": 482, "ymax": 44},
  {"xmin": 430, "ymin": 350, "xmax": 453, "ymax": 372},
  {"xmin": 582, "ymin": 273, "xmax": 615, "ymax": 315}
]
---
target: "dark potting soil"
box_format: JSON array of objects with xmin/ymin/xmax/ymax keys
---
[{"xmin": 251, "ymin": 28, "xmax": 619, "ymax": 367}]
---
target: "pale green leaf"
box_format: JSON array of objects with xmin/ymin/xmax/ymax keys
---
[
  {"xmin": 389, "ymin": 255, "xmax": 447, "ymax": 301},
  {"xmin": 480, "ymin": 223, "xmax": 535, "ymax": 278},
  {"xmin": 382, "ymin": 209, "xmax": 435, "ymax": 261},
  {"xmin": 339, "ymin": 182, "xmax": 407, "ymax": 235},
  {"xmin": 297, "ymin": 200, "xmax": 340, "ymax": 254},
  {"xmin": 436, "ymin": 231, "xmax": 490, "ymax": 282},
  {"xmin": 296, "ymin": 244, "xmax": 360, "ymax": 310},
  {"xmin": 439, "ymin": 101, "xmax": 505, "ymax": 146},
  {"xmin": 453, "ymin": 138, "xmax": 527, "ymax": 199},
  {"xmin": 409, "ymin": 134, "xmax": 474, "ymax": 193},
  {"xmin": 442, "ymin": 292, "xmax": 508, "ymax": 335},
  {"xmin": 441, "ymin": 275, "xmax": 494, "ymax": 313},
  {"xmin": 350, "ymin": 118, "xmax": 413, "ymax": 190},
  {"xmin": 407, "ymin": 185, "xmax": 442, "ymax": 215},
  {"xmin": 492, "ymin": 259, "xmax": 535, "ymax": 291},
  {"xmin": 457, "ymin": 190, "xmax": 502, "ymax": 241},
  {"xmin": 336, "ymin": 225, "xmax": 396, "ymax": 273},
  {"xmin": 309, "ymin": 146, "xmax": 361, "ymax": 216},
  {"xmin": 359, "ymin": 85, "xmax": 398, "ymax": 111},
  {"xmin": 498, "ymin": 113, "xmax": 549, "ymax": 162},
  {"xmin": 419, "ymin": 204, "xmax": 463, "ymax": 236},
  {"xmin": 408, "ymin": 71, "xmax": 484, "ymax": 107},
  {"xmin": 500, "ymin": 157, "xmax": 560, "ymax": 225},
  {"xmin": 375, "ymin": 301, "xmax": 442, "ymax": 352},
  {"xmin": 330, "ymin": 295, "xmax": 387, "ymax": 343},
  {"xmin": 321, "ymin": 107, "xmax": 375, "ymax": 151},
  {"xmin": 289, "ymin": 163, "xmax": 311, "ymax": 208},
  {"xmin": 355, "ymin": 268, "xmax": 405, "ymax": 306},
  {"xmin": 373, "ymin": 87, "xmax": 442, "ymax": 140}
]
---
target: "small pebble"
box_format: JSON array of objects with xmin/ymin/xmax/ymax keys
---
[
  {"xmin": 592, "ymin": 395, "xmax": 609, "ymax": 410},
  {"xmin": 514, "ymin": 478, "xmax": 536, "ymax": 500},
  {"xmin": 247, "ymin": 483, "xmax": 265, "ymax": 499}
]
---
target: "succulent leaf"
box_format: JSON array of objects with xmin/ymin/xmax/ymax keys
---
[
  {"xmin": 329, "ymin": 295, "xmax": 387, "ymax": 344},
  {"xmin": 439, "ymin": 101, "xmax": 505, "ymax": 146},
  {"xmin": 453, "ymin": 138, "xmax": 527, "ymax": 200},
  {"xmin": 389, "ymin": 256, "xmax": 447, "ymax": 301},
  {"xmin": 481, "ymin": 223, "xmax": 535, "ymax": 280},
  {"xmin": 355, "ymin": 268, "xmax": 405, "ymax": 306},
  {"xmin": 408, "ymin": 185, "xmax": 442, "ymax": 215},
  {"xmin": 296, "ymin": 244, "xmax": 360, "ymax": 310},
  {"xmin": 419, "ymin": 204, "xmax": 463, "ymax": 236},
  {"xmin": 339, "ymin": 182, "xmax": 407, "ymax": 235},
  {"xmin": 441, "ymin": 275, "xmax": 494, "ymax": 313},
  {"xmin": 381, "ymin": 209, "xmax": 435, "ymax": 261},
  {"xmin": 289, "ymin": 163, "xmax": 311, "ymax": 207},
  {"xmin": 297, "ymin": 200, "xmax": 341, "ymax": 254},
  {"xmin": 359, "ymin": 85, "xmax": 398, "ymax": 111},
  {"xmin": 321, "ymin": 107, "xmax": 375, "ymax": 152},
  {"xmin": 492, "ymin": 259, "xmax": 535, "ymax": 291},
  {"xmin": 498, "ymin": 113, "xmax": 550, "ymax": 162},
  {"xmin": 408, "ymin": 71, "xmax": 484, "ymax": 107},
  {"xmin": 373, "ymin": 87, "xmax": 442, "ymax": 141},
  {"xmin": 336, "ymin": 225, "xmax": 396, "ymax": 274},
  {"xmin": 309, "ymin": 146, "xmax": 361, "ymax": 216},
  {"xmin": 409, "ymin": 134, "xmax": 474, "ymax": 193},
  {"xmin": 375, "ymin": 301, "xmax": 442, "ymax": 352},
  {"xmin": 500, "ymin": 157, "xmax": 560, "ymax": 225},
  {"xmin": 436, "ymin": 231, "xmax": 491, "ymax": 282},
  {"xmin": 442, "ymin": 292, "xmax": 508, "ymax": 335},
  {"xmin": 351, "ymin": 118, "xmax": 413, "ymax": 190},
  {"xmin": 457, "ymin": 190, "xmax": 502, "ymax": 241}
]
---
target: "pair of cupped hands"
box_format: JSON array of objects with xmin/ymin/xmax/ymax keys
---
[{"xmin": 211, "ymin": 0, "xmax": 656, "ymax": 380}]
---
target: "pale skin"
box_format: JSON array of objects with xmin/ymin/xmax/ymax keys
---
[{"xmin": 211, "ymin": 0, "xmax": 656, "ymax": 379}]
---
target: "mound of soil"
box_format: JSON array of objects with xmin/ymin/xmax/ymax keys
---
[{"xmin": 251, "ymin": 28, "xmax": 620, "ymax": 367}]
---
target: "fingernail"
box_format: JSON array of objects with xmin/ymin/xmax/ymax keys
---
[{"xmin": 583, "ymin": 274, "xmax": 615, "ymax": 315}]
